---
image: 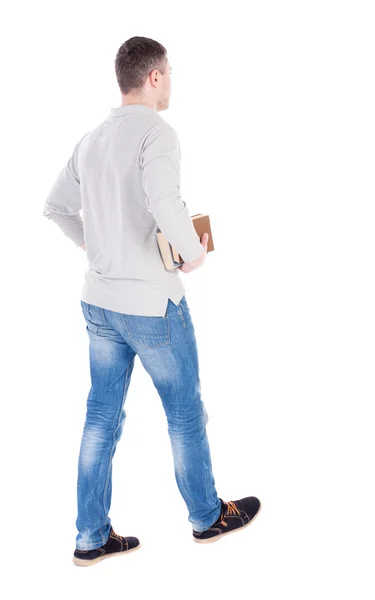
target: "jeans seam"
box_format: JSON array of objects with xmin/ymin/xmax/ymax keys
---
[
  {"xmin": 177, "ymin": 307, "xmax": 187, "ymax": 328},
  {"xmin": 102, "ymin": 308, "xmax": 111, "ymax": 326},
  {"xmin": 120, "ymin": 314, "xmax": 132, "ymax": 337},
  {"xmin": 101, "ymin": 356, "xmax": 135, "ymax": 535},
  {"xmin": 86, "ymin": 303, "xmax": 93, "ymax": 321}
]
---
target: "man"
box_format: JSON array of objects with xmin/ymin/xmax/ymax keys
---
[{"xmin": 43, "ymin": 36, "xmax": 261, "ymax": 567}]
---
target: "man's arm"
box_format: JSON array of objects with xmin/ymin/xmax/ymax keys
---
[
  {"xmin": 43, "ymin": 133, "xmax": 89, "ymax": 249},
  {"xmin": 140, "ymin": 123, "xmax": 204, "ymax": 263}
]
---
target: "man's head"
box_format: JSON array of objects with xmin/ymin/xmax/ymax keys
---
[{"xmin": 114, "ymin": 37, "xmax": 172, "ymax": 111}]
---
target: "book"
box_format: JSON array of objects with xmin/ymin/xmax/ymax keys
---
[{"xmin": 156, "ymin": 213, "xmax": 214, "ymax": 271}]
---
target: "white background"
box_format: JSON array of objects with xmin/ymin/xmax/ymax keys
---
[{"xmin": 2, "ymin": 0, "xmax": 374, "ymax": 597}]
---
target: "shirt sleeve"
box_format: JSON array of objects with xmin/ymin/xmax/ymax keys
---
[
  {"xmin": 42, "ymin": 133, "xmax": 89, "ymax": 247},
  {"xmin": 140, "ymin": 123, "xmax": 204, "ymax": 263}
]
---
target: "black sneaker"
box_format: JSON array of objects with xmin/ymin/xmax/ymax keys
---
[
  {"xmin": 73, "ymin": 526, "xmax": 141, "ymax": 566},
  {"xmin": 192, "ymin": 496, "xmax": 261, "ymax": 544}
]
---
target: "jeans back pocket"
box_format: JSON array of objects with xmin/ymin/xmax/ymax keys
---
[{"xmin": 121, "ymin": 313, "xmax": 170, "ymax": 349}]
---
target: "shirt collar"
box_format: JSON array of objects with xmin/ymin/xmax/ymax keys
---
[{"xmin": 108, "ymin": 104, "xmax": 156, "ymax": 117}]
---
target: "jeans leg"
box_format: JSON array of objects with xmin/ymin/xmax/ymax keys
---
[
  {"xmin": 76, "ymin": 301, "xmax": 136, "ymax": 550},
  {"xmin": 130, "ymin": 297, "xmax": 222, "ymax": 532}
]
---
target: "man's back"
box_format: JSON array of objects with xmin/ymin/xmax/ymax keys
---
[{"xmin": 44, "ymin": 103, "xmax": 204, "ymax": 316}]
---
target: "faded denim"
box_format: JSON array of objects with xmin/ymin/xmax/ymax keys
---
[{"xmin": 76, "ymin": 295, "xmax": 221, "ymax": 550}]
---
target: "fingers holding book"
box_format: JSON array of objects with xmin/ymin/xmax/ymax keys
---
[{"xmin": 178, "ymin": 232, "xmax": 209, "ymax": 273}]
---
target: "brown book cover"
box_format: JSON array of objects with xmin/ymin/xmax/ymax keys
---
[{"xmin": 156, "ymin": 213, "xmax": 214, "ymax": 271}]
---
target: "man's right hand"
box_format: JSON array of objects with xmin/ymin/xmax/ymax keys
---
[{"xmin": 178, "ymin": 232, "xmax": 209, "ymax": 273}]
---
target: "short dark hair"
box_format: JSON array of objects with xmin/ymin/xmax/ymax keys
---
[{"xmin": 114, "ymin": 36, "xmax": 168, "ymax": 96}]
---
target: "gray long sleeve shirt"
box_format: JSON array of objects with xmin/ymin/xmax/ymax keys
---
[{"xmin": 43, "ymin": 104, "xmax": 204, "ymax": 316}]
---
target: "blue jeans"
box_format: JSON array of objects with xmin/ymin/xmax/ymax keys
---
[{"xmin": 76, "ymin": 295, "xmax": 222, "ymax": 550}]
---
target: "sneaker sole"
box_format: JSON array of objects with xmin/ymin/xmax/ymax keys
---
[
  {"xmin": 72, "ymin": 542, "xmax": 141, "ymax": 566},
  {"xmin": 193, "ymin": 501, "xmax": 262, "ymax": 544}
]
